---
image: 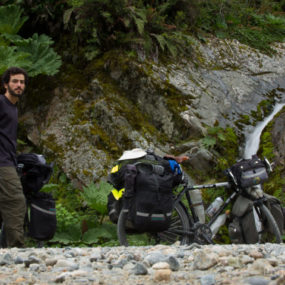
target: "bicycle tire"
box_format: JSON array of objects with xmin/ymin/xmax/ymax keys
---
[
  {"xmin": 117, "ymin": 202, "xmax": 191, "ymax": 246},
  {"xmin": 256, "ymin": 204, "xmax": 282, "ymax": 244}
]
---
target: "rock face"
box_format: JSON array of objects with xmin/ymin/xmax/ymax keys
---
[{"xmin": 19, "ymin": 38, "xmax": 285, "ymax": 186}]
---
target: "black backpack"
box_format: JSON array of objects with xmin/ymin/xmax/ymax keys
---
[
  {"xmin": 28, "ymin": 192, "xmax": 57, "ymax": 241},
  {"xmin": 17, "ymin": 153, "xmax": 53, "ymax": 194},
  {"xmin": 108, "ymin": 153, "xmax": 182, "ymax": 232}
]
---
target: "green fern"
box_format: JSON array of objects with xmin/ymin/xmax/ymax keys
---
[
  {"xmin": 152, "ymin": 33, "xmax": 167, "ymax": 51},
  {"xmin": 81, "ymin": 181, "xmax": 112, "ymax": 215},
  {"xmin": 129, "ymin": 7, "xmax": 147, "ymax": 35}
]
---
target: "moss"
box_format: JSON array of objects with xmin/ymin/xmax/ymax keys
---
[
  {"xmin": 258, "ymin": 107, "xmax": 285, "ymax": 204},
  {"xmin": 42, "ymin": 134, "xmax": 65, "ymax": 160},
  {"xmin": 263, "ymin": 166, "xmax": 285, "ymax": 201}
]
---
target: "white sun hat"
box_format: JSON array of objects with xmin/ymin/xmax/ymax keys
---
[{"xmin": 118, "ymin": 148, "xmax": 147, "ymax": 161}]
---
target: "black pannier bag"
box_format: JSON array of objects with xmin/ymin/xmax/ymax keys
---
[
  {"xmin": 108, "ymin": 153, "xmax": 182, "ymax": 232},
  {"xmin": 28, "ymin": 192, "xmax": 57, "ymax": 241},
  {"xmin": 17, "ymin": 153, "xmax": 53, "ymax": 194},
  {"xmin": 228, "ymin": 217, "xmax": 244, "ymax": 244},
  {"xmin": 229, "ymin": 195, "xmax": 259, "ymax": 244},
  {"xmin": 129, "ymin": 161, "xmax": 175, "ymax": 233},
  {"xmin": 229, "ymin": 155, "xmax": 268, "ymax": 188}
]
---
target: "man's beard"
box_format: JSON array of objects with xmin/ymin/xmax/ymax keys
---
[{"xmin": 8, "ymin": 85, "xmax": 24, "ymax": 98}]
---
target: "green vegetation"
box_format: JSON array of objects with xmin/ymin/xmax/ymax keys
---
[
  {"xmin": 2, "ymin": 0, "xmax": 284, "ymax": 68},
  {"xmin": 62, "ymin": 0, "xmax": 285, "ymax": 59},
  {"xmin": 259, "ymin": 113, "xmax": 285, "ymax": 202},
  {"xmin": 36, "ymin": 171, "xmax": 119, "ymax": 247},
  {"xmin": 196, "ymin": 0, "xmax": 285, "ymax": 54},
  {"xmin": 201, "ymin": 125, "xmax": 239, "ymax": 173},
  {"xmin": 0, "ymin": 4, "xmax": 61, "ymax": 76}
]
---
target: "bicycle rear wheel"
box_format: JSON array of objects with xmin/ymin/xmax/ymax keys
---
[
  {"xmin": 117, "ymin": 202, "xmax": 191, "ymax": 246},
  {"xmin": 256, "ymin": 204, "xmax": 282, "ymax": 244}
]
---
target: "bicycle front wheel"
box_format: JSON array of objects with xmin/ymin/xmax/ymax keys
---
[
  {"xmin": 256, "ymin": 204, "xmax": 282, "ymax": 244},
  {"xmin": 117, "ymin": 202, "xmax": 191, "ymax": 246}
]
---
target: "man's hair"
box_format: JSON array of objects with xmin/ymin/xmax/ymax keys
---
[{"xmin": 1, "ymin": 67, "xmax": 29, "ymax": 87}]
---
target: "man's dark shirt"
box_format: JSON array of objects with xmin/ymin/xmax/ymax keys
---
[{"xmin": 0, "ymin": 94, "xmax": 18, "ymax": 167}]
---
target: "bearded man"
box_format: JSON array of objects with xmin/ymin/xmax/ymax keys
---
[{"xmin": 0, "ymin": 67, "xmax": 28, "ymax": 247}]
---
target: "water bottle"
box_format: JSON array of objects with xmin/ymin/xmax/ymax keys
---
[
  {"xmin": 210, "ymin": 210, "xmax": 229, "ymax": 238},
  {"xmin": 189, "ymin": 189, "xmax": 205, "ymax": 223},
  {"xmin": 206, "ymin": 197, "xmax": 224, "ymax": 217}
]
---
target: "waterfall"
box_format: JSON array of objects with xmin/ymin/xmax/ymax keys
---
[{"xmin": 243, "ymin": 102, "xmax": 285, "ymax": 159}]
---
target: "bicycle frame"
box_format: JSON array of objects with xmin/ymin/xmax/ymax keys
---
[{"xmin": 175, "ymin": 181, "xmax": 238, "ymax": 229}]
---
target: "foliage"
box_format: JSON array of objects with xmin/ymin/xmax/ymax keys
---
[
  {"xmin": 61, "ymin": 0, "xmax": 197, "ymax": 60},
  {"xmin": 40, "ymin": 170, "xmax": 118, "ymax": 247},
  {"xmin": 0, "ymin": 4, "xmax": 61, "ymax": 76},
  {"xmin": 195, "ymin": 0, "xmax": 285, "ymax": 54},
  {"xmin": 0, "ymin": 0, "xmax": 68, "ymax": 37},
  {"xmin": 82, "ymin": 223, "xmax": 117, "ymax": 245},
  {"xmin": 0, "ymin": 4, "xmax": 27, "ymax": 35},
  {"xmin": 81, "ymin": 181, "xmax": 112, "ymax": 216},
  {"xmin": 2, "ymin": 0, "xmax": 285, "ymax": 62},
  {"xmin": 259, "ymin": 117, "xmax": 285, "ymax": 202},
  {"xmin": 201, "ymin": 126, "xmax": 239, "ymax": 172}
]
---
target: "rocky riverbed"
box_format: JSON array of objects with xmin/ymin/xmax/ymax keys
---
[{"xmin": 0, "ymin": 243, "xmax": 284, "ymax": 284}]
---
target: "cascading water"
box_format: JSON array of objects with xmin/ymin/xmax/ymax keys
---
[{"xmin": 243, "ymin": 102, "xmax": 285, "ymax": 159}]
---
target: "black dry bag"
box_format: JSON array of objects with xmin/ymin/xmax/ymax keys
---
[{"xmin": 28, "ymin": 192, "xmax": 57, "ymax": 241}]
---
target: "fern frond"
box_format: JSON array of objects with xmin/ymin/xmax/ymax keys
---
[
  {"xmin": 165, "ymin": 39, "xmax": 177, "ymax": 57},
  {"xmin": 81, "ymin": 181, "xmax": 112, "ymax": 215},
  {"xmin": 133, "ymin": 7, "xmax": 147, "ymax": 22},
  {"xmin": 133, "ymin": 18, "xmax": 145, "ymax": 35},
  {"xmin": 152, "ymin": 33, "xmax": 167, "ymax": 51}
]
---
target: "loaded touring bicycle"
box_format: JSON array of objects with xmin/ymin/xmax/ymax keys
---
[{"xmin": 115, "ymin": 154, "xmax": 284, "ymax": 246}]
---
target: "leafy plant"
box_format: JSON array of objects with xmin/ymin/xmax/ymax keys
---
[
  {"xmin": 196, "ymin": 0, "xmax": 285, "ymax": 54},
  {"xmin": 201, "ymin": 126, "xmax": 227, "ymax": 150},
  {"xmin": 81, "ymin": 181, "xmax": 112, "ymax": 216},
  {"xmin": 60, "ymin": 0, "xmax": 198, "ymax": 60},
  {"xmin": 201, "ymin": 126, "xmax": 239, "ymax": 173},
  {"xmin": 0, "ymin": 4, "xmax": 27, "ymax": 35},
  {"xmin": 0, "ymin": 4, "xmax": 61, "ymax": 76},
  {"xmin": 82, "ymin": 223, "xmax": 117, "ymax": 245}
]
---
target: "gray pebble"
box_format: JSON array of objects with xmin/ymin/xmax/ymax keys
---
[
  {"xmin": 243, "ymin": 276, "xmax": 270, "ymax": 285},
  {"xmin": 132, "ymin": 262, "xmax": 148, "ymax": 275},
  {"xmin": 144, "ymin": 252, "xmax": 166, "ymax": 265},
  {"xmin": 200, "ymin": 274, "xmax": 216, "ymax": 285},
  {"xmin": 166, "ymin": 255, "xmax": 180, "ymax": 271},
  {"xmin": 0, "ymin": 253, "xmax": 13, "ymax": 265}
]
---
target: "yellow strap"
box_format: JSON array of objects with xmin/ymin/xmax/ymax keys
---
[
  {"xmin": 111, "ymin": 188, "xmax": 125, "ymax": 200},
  {"xmin": 111, "ymin": 165, "xmax": 119, "ymax": 173}
]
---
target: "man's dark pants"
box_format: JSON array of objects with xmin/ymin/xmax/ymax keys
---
[{"xmin": 0, "ymin": 166, "xmax": 26, "ymax": 247}]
